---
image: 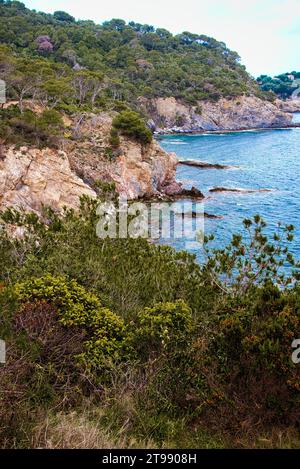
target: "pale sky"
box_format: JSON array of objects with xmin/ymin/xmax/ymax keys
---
[{"xmin": 23, "ymin": 0, "xmax": 300, "ymax": 77}]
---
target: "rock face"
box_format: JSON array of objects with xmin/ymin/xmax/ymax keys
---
[
  {"xmin": 276, "ymin": 98, "xmax": 300, "ymax": 113},
  {"xmin": 114, "ymin": 140, "xmax": 179, "ymax": 199},
  {"xmin": 140, "ymin": 96, "xmax": 293, "ymax": 132},
  {"xmin": 0, "ymin": 113, "xmax": 180, "ymax": 213},
  {"xmin": 67, "ymin": 113, "xmax": 179, "ymax": 200},
  {"xmin": 0, "ymin": 147, "xmax": 97, "ymax": 213}
]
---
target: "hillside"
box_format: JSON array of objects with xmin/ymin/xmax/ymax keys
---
[
  {"xmin": 0, "ymin": 0, "xmax": 265, "ymax": 107},
  {"xmin": 257, "ymin": 72, "xmax": 300, "ymax": 100},
  {"xmin": 1, "ymin": 1, "xmax": 300, "ymax": 452}
]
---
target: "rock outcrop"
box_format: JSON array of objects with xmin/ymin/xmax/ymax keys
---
[
  {"xmin": 179, "ymin": 160, "xmax": 236, "ymax": 169},
  {"xmin": 140, "ymin": 96, "xmax": 293, "ymax": 132},
  {"xmin": 276, "ymin": 98, "xmax": 300, "ymax": 113},
  {"xmin": 0, "ymin": 146, "xmax": 96, "ymax": 213},
  {"xmin": 0, "ymin": 113, "xmax": 180, "ymax": 213},
  {"xmin": 67, "ymin": 113, "xmax": 180, "ymax": 200},
  {"xmin": 209, "ymin": 187, "xmax": 274, "ymax": 194}
]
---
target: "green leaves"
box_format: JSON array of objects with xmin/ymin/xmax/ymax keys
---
[
  {"xmin": 130, "ymin": 300, "xmax": 193, "ymax": 359},
  {"xmin": 203, "ymin": 216, "xmax": 300, "ymax": 295},
  {"xmin": 15, "ymin": 275, "xmax": 128, "ymax": 367},
  {"xmin": 8, "ymin": 108, "xmax": 64, "ymax": 147},
  {"xmin": 112, "ymin": 110, "xmax": 152, "ymax": 145},
  {"xmin": 0, "ymin": 1, "xmax": 265, "ymax": 110}
]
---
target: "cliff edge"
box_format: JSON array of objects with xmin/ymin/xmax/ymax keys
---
[
  {"xmin": 140, "ymin": 96, "xmax": 293, "ymax": 132},
  {"xmin": 0, "ymin": 112, "xmax": 179, "ymax": 214}
]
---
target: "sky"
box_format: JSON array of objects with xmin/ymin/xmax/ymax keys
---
[{"xmin": 23, "ymin": 0, "xmax": 300, "ymax": 77}]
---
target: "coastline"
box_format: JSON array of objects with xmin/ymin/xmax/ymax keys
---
[{"xmin": 155, "ymin": 123, "xmax": 300, "ymax": 137}]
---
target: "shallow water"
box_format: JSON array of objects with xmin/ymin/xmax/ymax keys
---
[{"xmin": 158, "ymin": 117, "xmax": 300, "ymax": 261}]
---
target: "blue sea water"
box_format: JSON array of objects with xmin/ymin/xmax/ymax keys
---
[{"xmin": 158, "ymin": 115, "xmax": 300, "ymax": 261}]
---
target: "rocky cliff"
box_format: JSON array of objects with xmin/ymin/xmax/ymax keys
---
[
  {"xmin": 140, "ymin": 96, "xmax": 293, "ymax": 132},
  {"xmin": 276, "ymin": 98, "xmax": 300, "ymax": 113},
  {"xmin": 0, "ymin": 113, "xmax": 179, "ymax": 214},
  {"xmin": 0, "ymin": 146, "xmax": 97, "ymax": 213},
  {"xmin": 67, "ymin": 114, "xmax": 180, "ymax": 200},
  {"xmin": 0, "ymin": 96, "xmax": 294, "ymax": 215}
]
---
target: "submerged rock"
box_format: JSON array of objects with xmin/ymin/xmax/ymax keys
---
[
  {"xmin": 175, "ymin": 211, "xmax": 223, "ymax": 219},
  {"xmin": 175, "ymin": 186, "xmax": 205, "ymax": 199},
  {"xmin": 209, "ymin": 187, "xmax": 274, "ymax": 193},
  {"xmin": 179, "ymin": 159, "xmax": 236, "ymax": 169}
]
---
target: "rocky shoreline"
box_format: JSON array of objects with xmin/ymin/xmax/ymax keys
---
[
  {"xmin": 155, "ymin": 122, "xmax": 300, "ymax": 136},
  {"xmin": 1, "ymin": 96, "xmax": 297, "ymax": 217},
  {"xmin": 141, "ymin": 96, "xmax": 294, "ymax": 133}
]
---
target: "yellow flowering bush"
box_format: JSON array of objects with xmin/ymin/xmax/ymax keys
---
[{"xmin": 15, "ymin": 275, "xmax": 128, "ymax": 366}]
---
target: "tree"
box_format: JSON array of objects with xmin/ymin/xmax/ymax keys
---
[
  {"xmin": 36, "ymin": 35, "xmax": 54, "ymax": 54},
  {"xmin": 103, "ymin": 18, "xmax": 126, "ymax": 31},
  {"xmin": 112, "ymin": 110, "xmax": 152, "ymax": 144},
  {"xmin": 53, "ymin": 10, "xmax": 75, "ymax": 23},
  {"xmin": 5, "ymin": 59, "xmax": 45, "ymax": 111},
  {"xmin": 72, "ymin": 70, "xmax": 104, "ymax": 106}
]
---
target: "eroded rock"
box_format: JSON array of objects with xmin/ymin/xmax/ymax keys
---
[
  {"xmin": 139, "ymin": 96, "xmax": 293, "ymax": 132},
  {"xmin": 0, "ymin": 113, "xmax": 182, "ymax": 213},
  {"xmin": 0, "ymin": 146, "xmax": 96, "ymax": 213}
]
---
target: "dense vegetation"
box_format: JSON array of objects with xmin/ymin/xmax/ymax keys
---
[
  {"xmin": 1, "ymin": 201, "xmax": 300, "ymax": 448},
  {"xmin": 0, "ymin": 0, "xmax": 265, "ymax": 109},
  {"xmin": 111, "ymin": 110, "xmax": 153, "ymax": 145},
  {"xmin": 1, "ymin": 0, "xmax": 300, "ymax": 450},
  {"xmin": 257, "ymin": 72, "xmax": 300, "ymax": 99}
]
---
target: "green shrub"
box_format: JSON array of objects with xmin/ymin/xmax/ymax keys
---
[
  {"xmin": 112, "ymin": 111, "xmax": 152, "ymax": 145},
  {"xmin": 194, "ymin": 105, "xmax": 202, "ymax": 115},
  {"xmin": 109, "ymin": 127, "xmax": 120, "ymax": 148},
  {"xmin": 175, "ymin": 114, "xmax": 186, "ymax": 127},
  {"xmin": 15, "ymin": 275, "xmax": 128, "ymax": 366},
  {"xmin": 131, "ymin": 300, "xmax": 193, "ymax": 359},
  {"xmin": 7, "ymin": 109, "xmax": 64, "ymax": 147},
  {"xmin": 213, "ymin": 283, "xmax": 300, "ymax": 387}
]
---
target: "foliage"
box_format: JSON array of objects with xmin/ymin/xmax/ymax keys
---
[
  {"xmin": 257, "ymin": 72, "xmax": 300, "ymax": 99},
  {"xmin": 112, "ymin": 110, "xmax": 152, "ymax": 144},
  {"xmin": 0, "ymin": 106, "xmax": 64, "ymax": 146},
  {"xmin": 15, "ymin": 275, "xmax": 128, "ymax": 366},
  {"xmin": 0, "ymin": 0, "xmax": 265, "ymax": 110},
  {"xmin": 203, "ymin": 215, "xmax": 300, "ymax": 295},
  {"xmin": 109, "ymin": 126, "xmax": 120, "ymax": 148},
  {"xmin": 131, "ymin": 300, "xmax": 193, "ymax": 359},
  {"xmin": 0, "ymin": 200, "xmax": 206, "ymax": 317},
  {"xmin": 1, "ymin": 204, "xmax": 300, "ymax": 447},
  {"xmin": 53, "ymin": 10, "xmax": 75, "ymax": 23}
]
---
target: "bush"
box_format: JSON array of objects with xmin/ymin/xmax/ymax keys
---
[
  {"xmin": 109, "ymin": 127, "xmax": 120, "ymax": 148},
  {"xmin": 53, "ymin": 11, "xmax": 75, "ymax": 23},
  {"xmin": 131, "ymin": 300, "xmax": 193, "ymax": 359},
  {"xmin": 15, "ymin": 275, "xmax": 128, "ymax": 366},
  {"xmin": 207, "ymin": 284, "xmax": 300, "ymax": 423},
  {"xmin": 8, "ymin": 109, "xmax": 64, "ymax": 147},
  {"xmin": 112, "ymin": 111, "xmax": 152, "ymax": 145},
  {"xmin": 2, "ymin": 206, "xmax": 300, "ymax": 445}
]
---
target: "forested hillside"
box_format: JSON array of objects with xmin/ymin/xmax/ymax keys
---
[
  {"xmin": 257, "ymin": 72, "xmax": 300, "ymax": 99},
  {"xmin": 0, "ymin": 0, "xmax": 265, "ymax": 109}
]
